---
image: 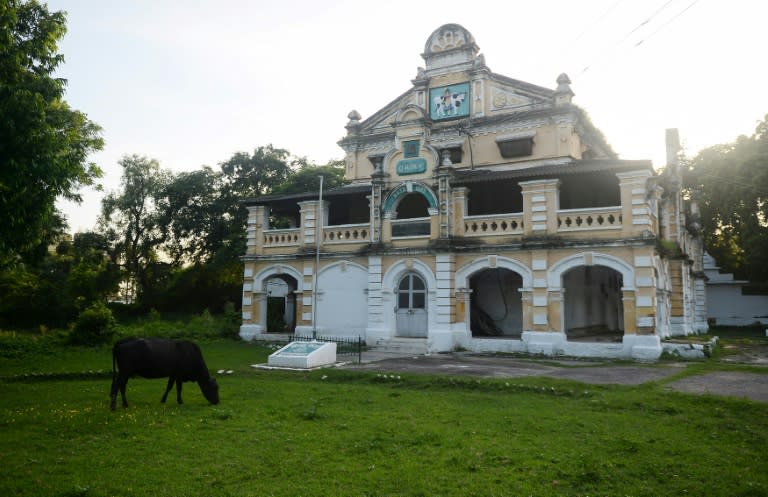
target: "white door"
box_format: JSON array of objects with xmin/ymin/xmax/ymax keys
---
[{"xmin": 396, "ymin": 273, "xmax": 427, "ymax": 337}]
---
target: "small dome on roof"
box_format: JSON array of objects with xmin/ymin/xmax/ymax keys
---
[{"xmin": 423, "ymin": 24, "xmax": 478, "ymax": 57}]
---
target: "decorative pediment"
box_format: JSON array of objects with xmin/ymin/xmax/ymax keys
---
[{"xmin": 491, "ymin": 87, "xmax": 534, "ymax": 111}]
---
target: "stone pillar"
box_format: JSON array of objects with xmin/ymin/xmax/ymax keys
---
[
  {"xmin": 548, "ymin": 289, "xmax": 564, "ymax": 333},
  {"xmin": 621, "ymin": 289, "xmax": 637, "ymax": 334},
  {"xmin": 520, "ymin": 288, "xmax": 534, "ymax": 331},
  {"xmin": 633, "ymin": 252, "xmax": 657, "ymax": 335},
  {"xmin": 381, "ymin": 213, "xmax": 393, "ymax": 243},
  {"xmin": 436, "ymin": 166, "xmax": 453, "ymax": 239},
  {"xmin": 429, "ymin": 208, "xmax": 440, "ymax": 240},
  {"xmin": 530, "ymin": 254, "xmax": 550, "ymax": 331},
  {"xmin": 434, "ymin": 254, "xmax": 455, "ymax": 350},
  {"xmin": 366, "ymin": 256, "xmax": 387, "ymax": 343},
  {"xmin": 246, "ymin": 205, "xmax": 269, "ymax": 255},
  {"xmin": 298, "ymin": 200, "xmax": 329, "ymax": 248},
  {"xmin": 294, "ymin": 262, "xmax": 316, "ymax": 334},
  {"xmin": 452, "ymin": 186, "xmax": 468, "ymax": 237},
  {"xmin": 520, "ymin": 179, "xmax": 560, "ymax": 236},
  {"xmin": 617, "ymin": 170, "xmax": 654, "ymax": 237},
  {"xmin": 454, "ymin": 288, "xmax": 471, "ymax": 326},
  {"xmin": 370, "ymin": 162, "xmax": 386, "ymax": 243}
]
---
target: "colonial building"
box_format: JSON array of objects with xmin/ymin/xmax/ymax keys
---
[{"xmin": 239, "ymin": 24, "xmax": 707, "ymax": 360}]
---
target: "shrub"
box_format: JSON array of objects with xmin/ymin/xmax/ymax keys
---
[{"xmin": 70, "ymin": 302, "xmax": 116, "ymax": 346}]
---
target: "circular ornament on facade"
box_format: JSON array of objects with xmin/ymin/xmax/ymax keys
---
[{"xmin": 493, "ymin": 92, "xmax": 507, "ymax": 109}]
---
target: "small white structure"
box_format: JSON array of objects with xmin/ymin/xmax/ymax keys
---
[
  {"xmin": 267, "ymin": 341, "xmax": 337, "ymax": 369},
  {"xmin": 704, "ymin": 253, "xmax": 768, "ymax": 326}
]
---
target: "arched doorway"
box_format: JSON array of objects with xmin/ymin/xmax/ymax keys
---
[
  {"xmin": 563, "ymin": 266, "xmax": 623, "ymax": 341},
  {"xmin": 391, "ymin": 193, "xmax": 431, "ymax": 237},
  {"xmin": 264, "ymin": 274, "xmax": 297, "ymax": 333},
  {"xmin": 469, "ymin": 268, "xmax": 523, "ymax": 337},
  {"xmin": 395, "ymin": 273, "xmax": 427, "ymax": 337}
]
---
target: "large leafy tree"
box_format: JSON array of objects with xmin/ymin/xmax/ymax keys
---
[
  {"xmin": 270, "ymin": 160, "xmax": 348, "ymax": 195},
  {"xmin": 216, "ymin": 145, "xmax": 295, "ymax": 255},
  {"xmin": 0, "ymin": 0, "xmax": 103, "ymax": 265},
  {"xmin": 156, "ymin": 167, "xmax": 225, "ymax": 265},
  {"xmin": 99, "ymin": 155, "xmax": 171, "ymax": 303},
  {"xmin": 685, "ymin": 114, "xmax": 768, "ymax": 282}
]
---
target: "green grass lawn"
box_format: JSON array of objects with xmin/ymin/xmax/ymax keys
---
[{"xmin": 1, "ymin": 339, "xmax": 767, "ymax": 497}]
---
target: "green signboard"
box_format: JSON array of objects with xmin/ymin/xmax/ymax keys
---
[{"xmin": 396, "ymin": 158, "xmax": 427, "ymax": 175}]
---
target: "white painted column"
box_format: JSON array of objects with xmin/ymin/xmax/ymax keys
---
[
  {"xmin": 432, "ymin": 254, "xmax": 455, "ymax": 351},
  {"xmin": 366, "ymin": 256, "xmax": 387, "ymax": 344}
]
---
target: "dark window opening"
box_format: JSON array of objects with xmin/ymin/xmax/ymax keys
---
[
  {"xmin": 497, "ymin": 138, "xmax": 533, "ymax": 159},
  {"xmin": 559, "ymin": 172, "xmax": 620, "ymax": 209},
  {"xmin": 392, "ymin": 193, "xmax": 431, "ymax": 237},
  {"xmin": 466, "ymin": 181, "xmax": 522, "ymax": 216},
  {"xmin": 396, "ymin": 193, "xmax": 430, "ymax": 219},
  {"xmin": 328, "ymin": 194, "xmax": 369, "ymax": 225}
]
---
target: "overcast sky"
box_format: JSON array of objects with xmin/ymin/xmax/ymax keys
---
[{"xmin": 50, "ymin": 0, "xmax": 767, "ymax": 232}]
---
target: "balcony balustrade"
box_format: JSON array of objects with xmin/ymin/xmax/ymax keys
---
[
  {"xmin": 557, "ymin": 207, "xmax": 623, "ymax": 232},
  {"xmin": 263, "ymin": 228, "xmax": 301, "ymax": 247},
  {"xmin": 323, "ymin": 223, "xmax": 370, "ymax": 243},
  {"xmin": 464, "ymin": 214, "xmax": 524, "ymax": 237}
]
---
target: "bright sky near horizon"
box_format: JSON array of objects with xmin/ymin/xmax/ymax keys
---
[{"xmin": 50, "ymin": 0, "xmax": 767, "ymax": 233}]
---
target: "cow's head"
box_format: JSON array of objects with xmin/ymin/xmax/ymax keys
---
[{"xmin": 200, "ymin": 377, "xmax": 220, "ymax": 405}]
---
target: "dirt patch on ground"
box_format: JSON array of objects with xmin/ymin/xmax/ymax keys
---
[
  {"xmin": 720, "ymin": 343, "xmax": 768, "ymax": 365},
  {"xmin": 665, "ymin": 371, "xmax": 768, "ymax": 402},
  {"xmin": 346, "ymin": 340, "xmax": 768, "ymax": 403}
]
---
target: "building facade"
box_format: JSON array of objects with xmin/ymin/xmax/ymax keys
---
[{"xmin": 239, "ymin": 24, "xmax": 707, "ymax": 360}]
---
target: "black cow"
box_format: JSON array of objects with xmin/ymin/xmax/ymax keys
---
[{"xmin": 110, "ymin": 337, "xmax": 219, "ymax": 410}]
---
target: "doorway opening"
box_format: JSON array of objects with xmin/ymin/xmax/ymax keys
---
[
  {"xmin": 264, "ymin": 275, "xmax": 297, "ymax": 333},
  {"xmin": 469, "ymin": 268, "xmax": 523, "ymax": 337},
  {"xmin": 563, "ymin": 266, "xmax": 623, "ymax": 341}
]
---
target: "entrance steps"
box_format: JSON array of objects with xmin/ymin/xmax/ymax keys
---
[{"xmin": 372, "ymin": 337, "xmax": 428, "ymax": 355}]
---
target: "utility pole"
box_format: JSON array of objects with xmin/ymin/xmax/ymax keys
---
[{"xmin": 311, "ymin": 175, "xmax": 323, "ymax": 339}]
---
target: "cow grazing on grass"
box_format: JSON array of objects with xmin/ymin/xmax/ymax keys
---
[{"xmin": 110, "ymin": 338, "xmax": 219, "ymax": 410}]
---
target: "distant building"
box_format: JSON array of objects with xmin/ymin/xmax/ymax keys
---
[
  {"xmin": 239, "ymin": 24, "xmax": 707, "ymax": 360},
  {"xmin": 704, "ymin": 253, "xmax": 768, "ymax": 326}
]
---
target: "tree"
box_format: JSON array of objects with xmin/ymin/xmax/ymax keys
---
[
  {"xmin": 156, "ymin": 167, "xmax": 225, "ymax": 265},
  {"xmin": 219, "ymin": 145, "xmax": 293, "ymax": 199},
  {"xmin": 215, "ymin": 145, "xmax": 295, "ymax": 257},
  {"xmin": 0, "ymin": 0, "xmax": 103, "ymax": 265},
  {"xmin": 99, "ymin": 155, "xmax": 171, "ymax": 303},
  {"xmin": 270, "ymin": 160, "xmax": 348, "ymax": 195},
  {"xmin": 685, "ymin": 114, "xmax": 768, "ymax": 282}
]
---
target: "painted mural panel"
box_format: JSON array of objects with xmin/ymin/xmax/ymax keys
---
[{"xmin": 430, "ymin": 83, "xmax": 470, "ymax": 120}]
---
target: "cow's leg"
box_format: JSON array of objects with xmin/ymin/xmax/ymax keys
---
[
  {"xmin": 118, "ymin": 373, "xmax": 129, "ymax": 408},
  {"xmin": 161, "ymin": 377, "xmax": 174, "ymax": 403},
  {"xmin": 175, "ymin": 379, "xmax": 184, "ymax": 405},
  {"xmin": 110, "ymin": 377, "xmax": 119, "ymax": 410}
]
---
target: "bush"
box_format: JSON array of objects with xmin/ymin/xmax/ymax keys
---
[{"xmin": 70, "ymin": 302, "xmax": 116, "ymax": 345}]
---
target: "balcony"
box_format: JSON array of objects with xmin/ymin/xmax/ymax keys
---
[{"xmin": 247, "ymin": 169, "xmax": 656, "ymax": 255}]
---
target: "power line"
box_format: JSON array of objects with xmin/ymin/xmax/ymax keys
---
[
  {"xmin": 634, "ymin": 0, "xmax": 702, "ymax": 47},
  {"xmin": 571, "ymin": 0, "xmax": 627, "ymax": 45},
  {"xmin": 578, "ymin": 0, "xmax": 682, "ymax": 75}
]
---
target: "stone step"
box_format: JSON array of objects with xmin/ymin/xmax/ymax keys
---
[{"xmin": 373, "ymin": 337, "xmax": 428, "ymax": 355}]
